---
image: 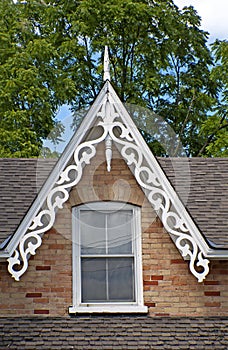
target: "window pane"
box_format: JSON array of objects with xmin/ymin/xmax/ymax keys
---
[
  {"xmin": 108, "ymin": 258, "xmax": 135, "ymax": 301},
  {"xmin": 81, "ymin": 211, "xmax": 106, "ymax": 254},
  {"xmin": 107, "ymin": 211, "xmax": 133, "ymax": 254},
  {"xmin": 81, "ymin": 258, "xmax": 106, "ymax": 302}
]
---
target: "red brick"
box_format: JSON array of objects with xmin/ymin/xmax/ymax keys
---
[
  {"xmin": 34, "ymin": 309, "xmax": 49, "ymax": 314},
  {"xmin": 26, "ymin": 293, "xmax": 42, "ymax": 298},
  {"xmin": 217, "ymin": 270, "xmax": 228, "ymax": 274},
  {"xmin": 203, "ymin": 281, "xmax": 219, "ymax": 285},
  {"xmin": 145, "ymin": 303, "xmax": 156, "ymax": 307},
  {"xmin": 36, "ymin": 266, "xmax": 51, "ymax": 271},
  {"xmin": 204, "ymin": 291, "xmax": 220, "ymax": 296},
  {"xmin": 143, "ymin": 281, "xmax": 158, "ymax": 286},
  {"xmin": 170, "ymin": 259, "xmax": 185, "ymax": 264},
  {"xmin": 151, "ymin": 275, "xmax": 164, "ymax": 281}
]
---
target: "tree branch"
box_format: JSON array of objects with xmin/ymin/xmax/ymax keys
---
[
  {"xmin": 172, "ymin": 89, "xmax": 196, "ymax": 156},
  {"xmin": 196, "ymin": 121, "xmax": 228, "ymax": 156}
]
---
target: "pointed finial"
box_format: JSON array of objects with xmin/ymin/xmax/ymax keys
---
[{"xmin": 103, "ymin": 46, "xmax": 110, "ymax": 81}]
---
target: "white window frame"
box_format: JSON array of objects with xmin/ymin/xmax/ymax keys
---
[{"xmin": 69, "ymin": 201, "xmax": 147, "ymax": 314}]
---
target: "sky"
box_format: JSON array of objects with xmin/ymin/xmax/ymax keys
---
[
  {"xmin": 42, "ymin": 0, "xmax": 227, "ymax": 154},
  {"xmin": 173, "ymin": 0, "xmax": 228, "ymax": 42}
]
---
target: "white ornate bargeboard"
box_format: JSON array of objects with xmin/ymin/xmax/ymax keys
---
[{"xmin": 7, "ymin": 87, "xmax": 210, "ymax": 282}]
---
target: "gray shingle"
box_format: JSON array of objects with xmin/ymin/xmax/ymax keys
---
[
  {"xmin": 158, "ymin": 158, "xmax": 228, "ymax": 248},
  {"xmin": 0, "ymin": 157, "xmax": 227, "ymax": 248},
  {"xmin": 0, "ymin": 316, "xmax": 227, "ymax": 349},
  {"xmin": 0, "ymin": 158, "xmax": 56, "ymax": 245}
]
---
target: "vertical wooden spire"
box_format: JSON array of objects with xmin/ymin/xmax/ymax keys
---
[{"xmin": 103, "ymin": 46, "xmax": 110, "ymax": 81}]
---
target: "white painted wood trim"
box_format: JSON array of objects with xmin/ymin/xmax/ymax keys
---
[
  {"xmin": 2, "ymin": 82, "xmax": 110, "ymax": 258},
  {"xmin": 69, "ymin": 305, "xmax": 148, "ymax": 314},
  {"xmin": 106, "ymin": 83, "xmax": 226, "ymax": 259},
  {"xmin": 71, "ymin": 202, "xmax": 147, "ymax": 314}
]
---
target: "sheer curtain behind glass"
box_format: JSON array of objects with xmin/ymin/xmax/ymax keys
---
[{"xmin": 80, "ymin": 209, "xmax": 135, "ymax": 302}]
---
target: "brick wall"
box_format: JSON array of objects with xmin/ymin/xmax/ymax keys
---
[{"xmin": 0, "ymin": 143, "xmax": 227, "ymax": 316}]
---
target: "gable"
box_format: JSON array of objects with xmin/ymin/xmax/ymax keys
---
[
  {"xmin": 0, "ymin": 80, "xmax": 228, "ymax": 283},
  {"xmin": 68, "ymin": 142, "xmax": 147, "ymax": 207}
]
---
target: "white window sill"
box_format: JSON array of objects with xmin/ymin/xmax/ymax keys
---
[{"xmin": 69, "ymin": 304, "xmax": 148, "ymax": 314}]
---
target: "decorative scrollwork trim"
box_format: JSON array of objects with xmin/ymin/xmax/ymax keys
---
[
  {"xmin": 7, "ymin": 81, "xmax": 211, "ymax": 282},
  {"xmin": 8, "ymin": 128, "xmax": 108, "ymax": 281}
]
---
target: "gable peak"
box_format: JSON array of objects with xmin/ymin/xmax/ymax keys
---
[{"xmin": 103, "ymin": 46, "xmax": 110, "ymax": 82}]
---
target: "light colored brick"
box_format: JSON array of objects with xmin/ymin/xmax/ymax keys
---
[{"xmin": 0, "ymin": 141, "xmax": 227, "ymax": 316}]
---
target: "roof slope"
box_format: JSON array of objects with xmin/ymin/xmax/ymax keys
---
[
  {"xmin": 159, "ymin": 157, "xmax": 228, "ymax": 248},
  {"xmin": 0, "ymin": 159, "xmax": 56, "ymax": 246},
  {"xmin": 0, "ymin": 157, "xmax": 227, "ymax": 248},
  {"xmin": 0, "ymin": 316, "xmax": 227, "ymax": 350}
]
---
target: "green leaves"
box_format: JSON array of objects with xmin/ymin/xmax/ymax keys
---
[
  {"xmin": 198, "ymin": 40, "xmax": 228, "ymax": 157},
  {"xmin": 0, "ymin": 0, "xmax": 227, "ymax": 157},
  {"xmin": 0, "ymin": 0, "xmax": 82, "ymax": 157}
]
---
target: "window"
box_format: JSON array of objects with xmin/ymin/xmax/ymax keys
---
[{"xmin": 69, "ymin": 202, "xmax": 147, "ymax": 313}]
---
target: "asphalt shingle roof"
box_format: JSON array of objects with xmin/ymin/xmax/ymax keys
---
[
  {"xmin": 0, "ymin": 316, "xmax": 227, "ymax": 349},
  {"xmin": 159, "ymin": 157, "xmax": 228, "ymax": 247},
  {"xmin": 0, "ymin": 157, "xmax": 227, "ymax": 248},
  {"xmin": 0, "ymin": 158, "xmax": 56, "ymax": 245}
]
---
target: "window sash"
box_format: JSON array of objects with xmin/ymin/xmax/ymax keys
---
[
  {"xmin": 81, "ymin": 257, "xmax": 135, "ymax": 303},
  {"xmin": 79, "ymin": 207, "xmax": 135, "ymax": 303},
  {"xmin": 80, "ymin": 210, "xmax": 133, "ymax": 255},
  {"xmin": 71, "ymin": 202, "xmax": 147, "ymax": 313}
]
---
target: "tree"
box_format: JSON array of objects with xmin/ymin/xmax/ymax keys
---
[
  {"xmin": 73, "ymin": 1, "xmax": 216, "ymax": 156},
  {"xmin": 0, "ymin": 0, "xmax": 85, "ymax": 157},
  {"xmin": 198, "ymin": 40, "xmax": 228, "ymax": 157},
  {"xmin": 0, "ymin": 0, "xmax": 226, "ymax": 157}
]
